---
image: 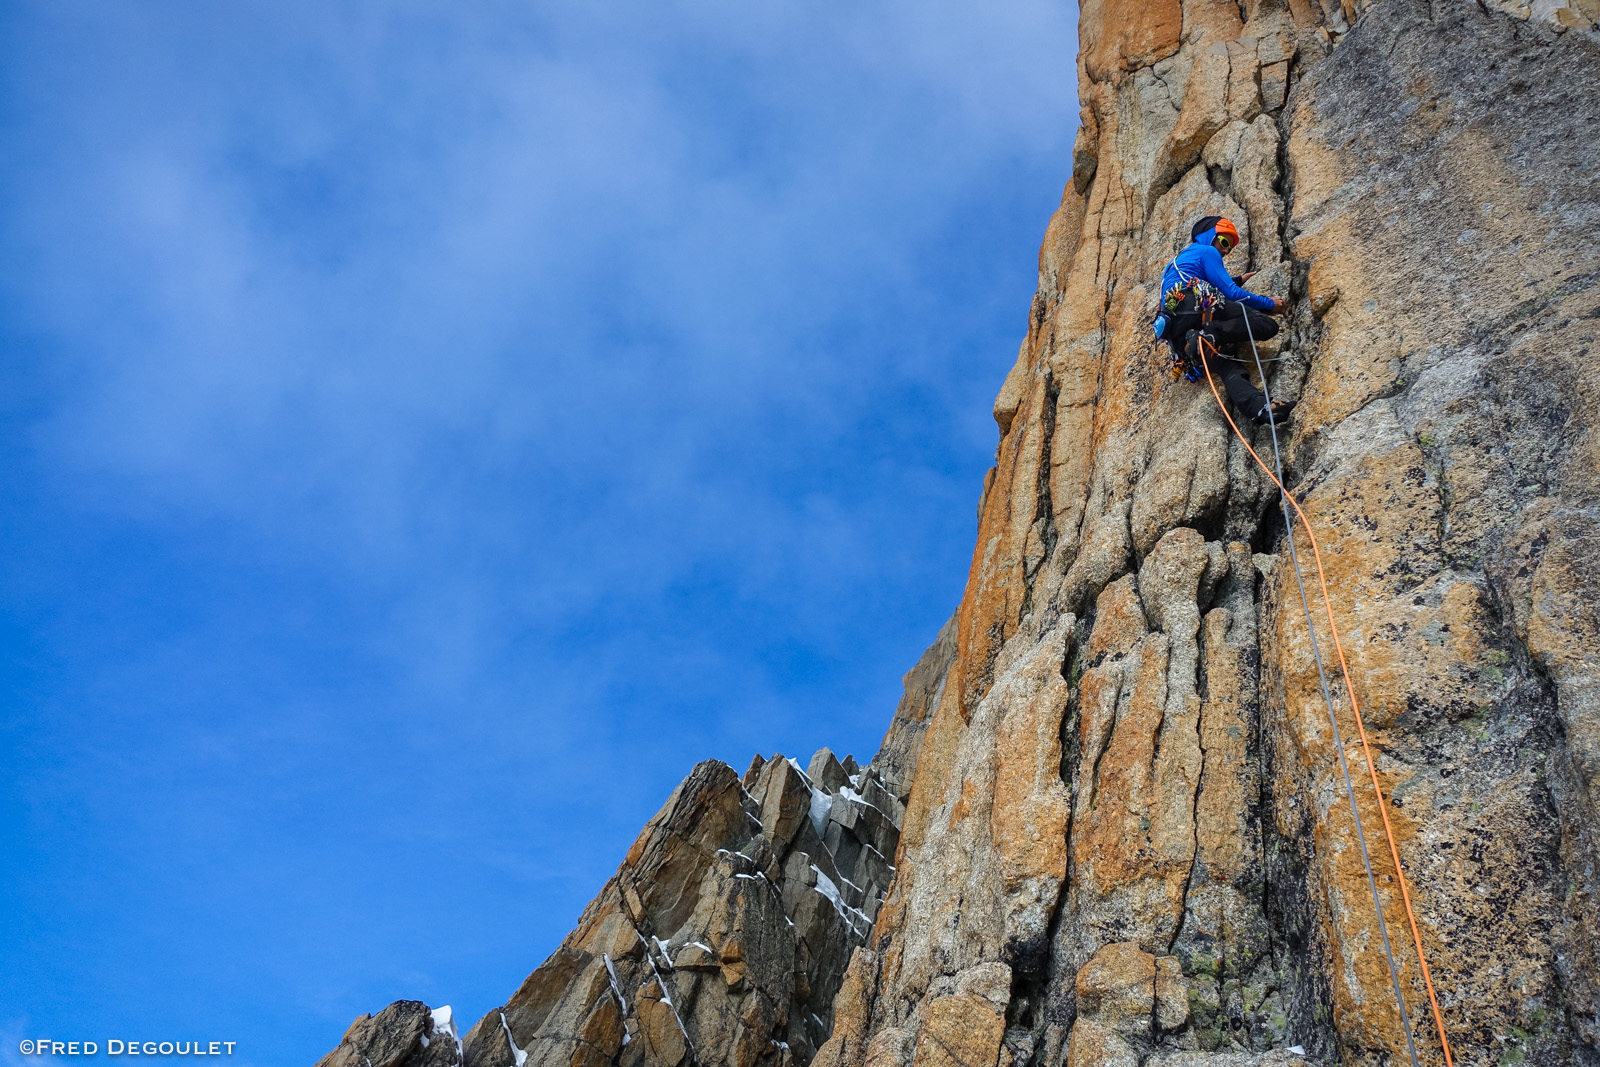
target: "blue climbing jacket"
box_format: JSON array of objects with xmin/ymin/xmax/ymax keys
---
[{"xmin": 1159, "ymin": 227, "xmax": 1275, "ymax": 312}]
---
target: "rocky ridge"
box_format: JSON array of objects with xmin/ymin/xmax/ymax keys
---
[
  {"xmin": 316, "ymin": 747, "xmax": 916, "ymax": 1067},
  {"xmin": 318, "ymin": 0, "xmax": 1600, "ymax": 1063}
]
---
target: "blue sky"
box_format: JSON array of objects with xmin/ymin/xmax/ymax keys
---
[{"xmin": 0, "ymin": 2, "xmax": 1077, "ymax": 1063}]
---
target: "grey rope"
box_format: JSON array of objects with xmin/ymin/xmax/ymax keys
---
[{"xmin": 1244, "ymin": 309, "xmax": 1422, "ymax": 1067}]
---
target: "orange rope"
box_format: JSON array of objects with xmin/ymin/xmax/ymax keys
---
[{"xmin": 1196, "ymin": 339, "xmax": 1454, "ymax": 1065}]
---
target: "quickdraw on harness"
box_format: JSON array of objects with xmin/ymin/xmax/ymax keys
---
[
  {"xmin": 1153, "ymin": 255, "xmax": 1223, "ymax": 383},
  {"xmin": 1162, "ymin": 275, "xmax": 1223, "ymax": 315}
]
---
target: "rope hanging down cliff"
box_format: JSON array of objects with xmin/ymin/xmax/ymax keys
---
[{"xmin": 1195, "ymin": 326, "xmax": 1456, "ymax": 1066}]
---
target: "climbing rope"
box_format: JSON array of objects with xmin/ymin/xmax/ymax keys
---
[{"xmin": 1195, "ymin": 325, "xmax": 1455, "ymax": 1066}]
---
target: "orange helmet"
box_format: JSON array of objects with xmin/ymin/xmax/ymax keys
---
[{"xmin": 1212, "ymin": 218, "xmax": 1240, "ymax": 252}]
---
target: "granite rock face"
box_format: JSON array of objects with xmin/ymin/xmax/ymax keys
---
[
  {"xmin": 316, "ymin": 753, "xmax": 908, "ymax": 1067},
  {"xmin": 823, "ymin": 0, "xmax": 1600, "ymax": 1064},
  {"xmin": 318, "ymin": 0, "xmax": 1600, "ymax": 1064}
]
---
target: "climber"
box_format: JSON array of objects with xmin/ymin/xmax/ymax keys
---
[{"xmin": 1155, "ymin": 215, "xmax": 1292, "ymax": 425}]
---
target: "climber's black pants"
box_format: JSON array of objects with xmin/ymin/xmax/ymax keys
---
[
  {"xmin": 1167, "ymin": 298, "xmax": 1280, "ymax": 418},
  {"xmin": 1213, "ymin": 357, "xmax": 1269, "ymax": 419},
  {"xmin": 1204, "ymin": 299, "xmax": 1279, "ymax": 349}
]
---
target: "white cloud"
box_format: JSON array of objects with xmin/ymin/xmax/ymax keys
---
[{"xmin": 0, "ymin": 6, "xmax": 1077, "ymax": 1051}]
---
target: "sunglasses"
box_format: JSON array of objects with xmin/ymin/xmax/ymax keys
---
[{"xmin": 1217, "ymin": 236, "xmax": 1236, "ymax": 252}]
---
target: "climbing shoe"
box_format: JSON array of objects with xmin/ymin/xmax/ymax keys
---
[{"xmin": 1252, "ymin": 399, "xmax": 1295, "ymax": 426}]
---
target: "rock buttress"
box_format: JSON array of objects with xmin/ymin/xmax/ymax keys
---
[{"xmin": 825, "ymin": 0, "xmax": 1600, "ymax": 1065}]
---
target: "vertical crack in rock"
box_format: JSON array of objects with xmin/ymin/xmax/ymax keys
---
[
  {"xmin": 1018, "ymin": 374, "xmax": 1062, "ymax": 625},
  {"xmin": 1169, "ymin": 699, "xmax": 1209, "ymax": 966}
]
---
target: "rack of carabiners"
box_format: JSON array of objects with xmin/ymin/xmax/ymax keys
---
[{"xmin": 1157, "ymin": 276, "xmax": 1225, "ymax": 382}]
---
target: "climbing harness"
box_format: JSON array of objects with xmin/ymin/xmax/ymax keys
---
[
  {"xmin": 1195, "ymin": 324, "xmax": 1456, "ymax": 1066},
  {"xmin": 1157, "ymin": 254, "xmax": 1225, "ymax": 382}
]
